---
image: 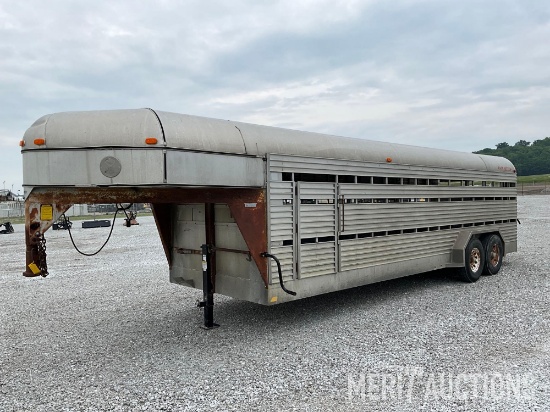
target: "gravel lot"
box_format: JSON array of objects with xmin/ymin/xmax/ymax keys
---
[{"xmin": 1, "ymin": 196, "xmax": 549, "ymax": 411}]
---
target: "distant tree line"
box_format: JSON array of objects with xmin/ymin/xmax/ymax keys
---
[{"xmin": 474, "ymin": 137, "xmax": 550, "ymax": 176}]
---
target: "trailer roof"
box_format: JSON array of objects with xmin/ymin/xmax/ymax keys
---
[{"xmin": 23, "ymin": 109, "xmax": 515, "ymax": 174}]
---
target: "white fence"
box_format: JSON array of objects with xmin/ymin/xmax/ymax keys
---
[
  {"xmin": 0, "ymin": 203, "xmax": 88, "ymax": 219},
  {"xmin": 0, "ymin": 201, "xmax": 24, "ymax": 219}
]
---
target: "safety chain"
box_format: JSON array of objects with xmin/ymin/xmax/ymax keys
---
[{"xmin": 36, "ymin": 233, "xmax": 49, "ymax": 278}]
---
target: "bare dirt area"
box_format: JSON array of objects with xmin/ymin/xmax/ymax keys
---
[{"xmin": 1, "ymin": 197, "xmax": 549, "ymax": 411}]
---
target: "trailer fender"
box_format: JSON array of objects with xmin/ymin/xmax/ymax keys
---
[{"xmin": 449, "ymin": 229, "xmax": 505, "ymax": 267}]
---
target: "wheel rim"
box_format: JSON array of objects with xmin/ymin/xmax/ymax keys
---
[
  {"xmin": 490, "ymin": 243, "xmax": 500, "ymax": 267},
  {"xmin": 469, "ymin": 248, "xmax": 481, "ymax": 272}
]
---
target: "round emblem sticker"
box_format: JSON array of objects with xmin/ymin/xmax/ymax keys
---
[{"xmin": 100, "ymin": 156, "xmax": 122, "ymax": 178}]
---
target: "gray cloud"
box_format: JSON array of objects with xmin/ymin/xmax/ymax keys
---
[{"xmin": 1, "ymin": 0, "xmax": 549, "ymax": 192}]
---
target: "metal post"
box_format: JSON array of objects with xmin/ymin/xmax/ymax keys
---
[
  {"xmin": 205, "ymin": 203, "xmax": 216, "ymax": 288},
  {"xmin": 199, "ymin": 244, "xmax": 219, "ymax": 329}
]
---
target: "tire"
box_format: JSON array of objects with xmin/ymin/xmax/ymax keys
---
[
  {"xmin": 458, "ymin": 238, "xmax": 485, "ymax": 283},
  {"xmin": 482, "ymin": 234, "xmax": 504, "ymax": 275}
]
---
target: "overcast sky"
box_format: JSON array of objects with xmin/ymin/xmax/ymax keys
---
[{"xmin": 1, "ymin": 0, "xmax": 549, "ymax": 194}]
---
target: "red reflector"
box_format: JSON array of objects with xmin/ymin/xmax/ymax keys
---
[
  {"xmin": 19, "ymin": 140, "xmax": 26, "ymax": 147},
  {"xmin": 34, "ymin": 138, "xmax": 46, "ymax": 145},
  {"xmin": 386, "ymin": 157, "xmax": 393, "ymax": 163},
  {"xmin": 145, "ymin": 137, "xmax": 158, "ymax": 145}
]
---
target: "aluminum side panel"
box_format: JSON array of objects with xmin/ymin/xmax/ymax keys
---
[
  {"xmin": 165, "ymin": 151, "xmax": 264, "ymax": 187},
  {"xmin": 22, "ymin": 149, "xmax": 164, "ymax": 186}
]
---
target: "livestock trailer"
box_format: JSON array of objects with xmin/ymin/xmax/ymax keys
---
[{"xmin": 21, "ymin": 109, "xmax": 517, "ymax": 327}]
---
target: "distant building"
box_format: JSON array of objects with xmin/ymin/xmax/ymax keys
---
[{"xmin": 0, "ymin": 189, "xmax": 16, "ymax": 201}]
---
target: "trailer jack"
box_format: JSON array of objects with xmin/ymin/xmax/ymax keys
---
[{"xmin": 197, "ymin": 244, "xmax": 219, "ymax": 329}]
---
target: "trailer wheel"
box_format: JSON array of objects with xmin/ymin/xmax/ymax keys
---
[
  {"xmin": 482, "ymin": 234, "xmax": 503, "ymax": 275},
  {"xmin": 458, "ymin": 238, "xmax": 485, "ymax": 283}
]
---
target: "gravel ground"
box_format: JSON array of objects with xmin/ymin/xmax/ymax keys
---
[{"xmin": 1, "ymin": 196, "xmax": 549, "ymax": 411}]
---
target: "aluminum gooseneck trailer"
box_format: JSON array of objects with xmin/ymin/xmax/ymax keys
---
[{"xmin": 21, "ymin": 109, "xmax": 517, "ymax": 327}]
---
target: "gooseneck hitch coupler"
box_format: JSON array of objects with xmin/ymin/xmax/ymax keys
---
[{"xmin": 260, "ymin": 252, "xmax": 297, "ymax": 296}]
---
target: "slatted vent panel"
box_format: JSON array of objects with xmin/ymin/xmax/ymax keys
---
[
  {"xmin": 269, "ymin": 246, "xmax": 294, "ymax": 284},
  {"xmin": 340, "ymin": 231, "xmax": 457, "ymax": 271},
  {"xmin": 339, "ymin": 184, "xmax": 517, "ymax": 199},
  {"xmin": 300, "ymin": 242, "xmax": 337, "ymax": 277},
  {"xmin": 269, "ymin": 181, "xmax": 295, "ymax": 283},
  {"xmin": 267, "ymin": 154, "xmax": 517, "ymax": 278},
  {"xmin": 269, "ymin": 181, "xmax": 294, "ymax": 244},
  {"xmin": 341, "ymin": 202, "xmax": 517, "ymax": 234},
  {"xmin": 298, "ymin": 183, "xmax": 337, "ymax": 278},
  {"xmin": 298, "ymin": 183, "xmax": 336, "ymax": 238},
  {"xmin": 269, "ymin": 154, "xmax": 514, "ymax": 182}
]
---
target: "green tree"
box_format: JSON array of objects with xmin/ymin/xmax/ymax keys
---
[{"xmin": 532, "ymin": 137, "xmax": 550, "ymax": 147}]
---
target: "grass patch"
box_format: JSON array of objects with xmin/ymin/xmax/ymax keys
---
[{"xmin": 517, "ymin": 174, "xmax": 550, "ymax": 184}]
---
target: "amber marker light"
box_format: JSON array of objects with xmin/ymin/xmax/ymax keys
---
[
  {"xmin": 386, "ymin": 157, "xmax": 393, "ymax": 163},
  {"xmin": 34, "ymin": 138, "xmax": 46, "ymax": 146},
  {"xmin": 19, "ymin": 140, "xmax": 26, "ymax": 147},
  {"xmin": 145, "ymin": 137, "xmax": 158, "ymax": 145}
]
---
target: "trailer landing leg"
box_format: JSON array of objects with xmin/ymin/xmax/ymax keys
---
[{"xmin": 197, "ymin": 244, "xmax": 219, "ymax": 329}]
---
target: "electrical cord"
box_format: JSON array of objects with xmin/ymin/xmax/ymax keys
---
[
  {"xmin": 260, "ymin": 252, "xmax": 297, "ymax": 296},
  {"xmin": 62, "ymin": 203, "xmax": 133, "ymax": 257}
]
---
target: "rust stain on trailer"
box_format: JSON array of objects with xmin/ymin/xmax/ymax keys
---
[
  {"xmin": 227, "ymin": 192, "xmax": 268, "ymax": 286},
  {"xmin": 24, "ymin": 193, "xmax": 73, "ymax": 277}
]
